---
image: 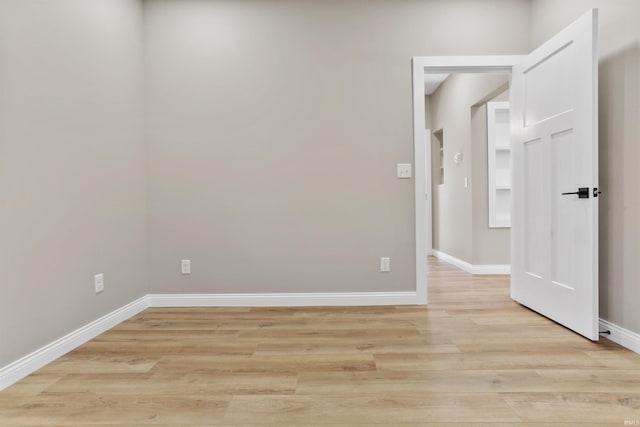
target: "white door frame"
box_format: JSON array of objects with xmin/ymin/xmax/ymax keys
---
[
  {"xmin": 411, "ymin": 55, "xmax": 524, "ymax": 303},
  {"xmin": 424, "ymin": 129, "xmax": 432, "ymax": 258}
]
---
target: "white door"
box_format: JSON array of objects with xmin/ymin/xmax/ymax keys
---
[
  {"xmin": 510, "ymin": 10, "xmax": 599, "ymax": 340},
  {"xmin": 425, "ymin": 130, "xmax": 432, "ymax": 256}
]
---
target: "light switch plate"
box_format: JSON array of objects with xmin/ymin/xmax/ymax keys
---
[
  {"xmin": 397, "ymin": 163, "xmax": 412, "ymax": 178},
  {"xmin": 181, "ymin": 259, "xmax": 191, "ymax": 275}
]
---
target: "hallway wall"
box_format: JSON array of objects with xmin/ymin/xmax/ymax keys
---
[{"xmin": 429, "ymin": 74, "xmax": 509, "ymax": 264}]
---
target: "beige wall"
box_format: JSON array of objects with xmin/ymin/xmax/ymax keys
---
[
  {"xmin": 0, "ymin": 0, "xmax": 147, "ymax": 367},
  {"xmin": 471, "ymin": 89, "xmax": 511, "ymax": 265},
  {"xmin": 429, "ymin": 74, "xmax": 509, "ymax": 264},
  {"xmin": 530, "ymin": 0, "xmax": 640, "ymax": 335},
  {"xmin": 144, "ymin": 0, "xmax": 531, "ymax": 294},
  {"xmin": 425, "ymin": 95, "xmax": 434, "ymax": 131}
]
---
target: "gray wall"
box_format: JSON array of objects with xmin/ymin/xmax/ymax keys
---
[
  {"xmin": 530, "ymin": 0, "xmax": 640, "ymax": 336},
  {"xmin": 2, "ymin": 0, "xmax": 637, "ymax": 372},
  {"xmin": 471, "ymin": 89, "xmax": 511, "ymax": 265},
  {"xmin": 144, "ymin": 0, "xmax": 531, "ymax": 294},
  {"xmin": 0, "ymin": 0, "xmax": 147, "ymax": 367},
  {"xmin": 429, "ymin": 74, "xmax": 509, "ymax": 264}
]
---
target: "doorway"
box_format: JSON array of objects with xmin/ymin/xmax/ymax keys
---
[
  {"xmin": 411, "ymin": 8, "xmax": 599, "ymax": 342},
  {"xmin": 411, "ymin": 56, "xmax": 520, "ymax": 305}
]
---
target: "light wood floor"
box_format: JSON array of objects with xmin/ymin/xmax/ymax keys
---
[{"xmin": 1, "ymin": 258, "xmax": 640, "ymax": 426}]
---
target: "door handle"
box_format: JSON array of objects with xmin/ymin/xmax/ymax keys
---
[{"xmin": 561, "ymin": 187, "xmax": 589, "ymax": 198}]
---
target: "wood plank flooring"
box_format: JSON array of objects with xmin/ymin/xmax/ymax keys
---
[{"xmin": 1, "ymin": 257, "xmax": 640, "ymax": 425}]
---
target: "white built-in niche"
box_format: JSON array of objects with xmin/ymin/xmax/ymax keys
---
[{"xmin": 487, "ymin": 101, "xmax": 511, "ymax": 228}]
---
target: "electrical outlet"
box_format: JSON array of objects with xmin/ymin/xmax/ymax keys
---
[
  {"xmin": 181, "ymin": 259, "xmax": 191, "ymax": 275},
  {"xmin": 94, "ymin": 273, "xmax": 104, "ymax": 294},
  {"xmin": 396, "ymin": 164, "xmax": 412, "ymax": 178},
  {"xmin": 380, "ymin": 257, "xmax": 391, "ymax": 272}
]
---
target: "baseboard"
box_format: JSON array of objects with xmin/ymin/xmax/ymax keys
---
[
  {"xmin": 148, "ymin": 291, "xmax": 420, "ymax": 307},
  {"xmin": 599, "ymin": 319, "xmax": 640, "ymax": 355},
  {"xmin": 4, "ymin": 292, "xmax": 636, "ymax": 393},
  {"xmin": 432, "ymin": 249, "xmax": 473, "ymax": 272},
  {"xmin": 471, "ymin": 264, "xmax": 511, "ymax": 275},
  {"xmin": 0, "ymin": 290, "xmax": 421, "ymax": 391},
  {"xmin": 432, "ymin": 249, "xmax": 510, "ymax": 275},
  {"xmin": 0, "ymin": 296, "xmax": 149, "ymax": 392}
]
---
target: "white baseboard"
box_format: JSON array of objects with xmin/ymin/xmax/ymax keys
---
[
  {"xmin": 0, "ymin": 290, "xmax": 419, "ymax": 391},
  {"xmin": 3, "ymin": 292, "xmax": 637, "ymax": 393},
  {"xmin": 599, "ymin": 319, "xmax": 640, "ymax": 355},
  {"xmin": 471, "ymin": 264, "xmax": 511, "ymax": 275},
  {"xmin": 0, "ymin": 296, "xmax": 148, "ymax": 392},
  {"xmin": 432, "ymin": 249, "xmax": 510, "ymax": 275},
  {"xmin": 432, "ymin": 249, "xmax": 473, "ymax": 272},
  {"xmin": 148, "ymin": 291, "xmax": 420, "ymax": 307}
]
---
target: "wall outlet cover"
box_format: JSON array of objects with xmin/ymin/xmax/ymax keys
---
[
  {"xmin": 380, "ymin": 257, "xmax": 391, "ymax": 272},
  {"xmin": 94, "ymin": 274, "xmax": 104, "ymax": 294},
  {"xmin": 396, "ymin": 163, "xmax": 412, "ymax": 178}
]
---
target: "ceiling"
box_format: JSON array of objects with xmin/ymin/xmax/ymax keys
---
[{"xmin": 424, "ymin": 73, "xmax": 449, "ymax": 95}]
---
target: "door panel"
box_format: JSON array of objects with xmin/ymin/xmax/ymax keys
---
[
  {"xmin": 511, "ymin": 9, "xmax": 599, "ymax": 340},
  {"xmin": 550, "ymin": 127, "xmax": 576, "ymax": 290},
  {"xmin": 523, "ymin": 43, "xmax": 574, "ymax": 126},
  {"xmin": 523, "ymin": 138, "xmax": 544, "ymax": 278}
]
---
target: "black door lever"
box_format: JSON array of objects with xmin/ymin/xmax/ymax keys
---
[{"xmin": 561, "ymin": 187, "xmax": 590, "ymax": 198}]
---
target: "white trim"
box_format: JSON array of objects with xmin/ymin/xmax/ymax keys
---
[
  {"xmin": 424, "ymin": 129, "xmax": 433, "ymax": 258},
  {"xmin": 0, "ymin": 290, "xmax": 419, "ymax": 390},
  {"xmin": 5, "ymin": 289, "xmax": 633, "ymax": 397},
  {"xmin": 148, "ymin": 292, "xmax": 419, "ymax": 308},
  {"xmin": 432, "ymin": 250, "xmax": 510, "ymax": 275},
  {"xmin": 412, "ymin": 58, "xmax": 428, "ymax": 304},
  {"xmin": 412, "ymin": 55, "xmax": 522, "ymax": 305},
  {"xmin": 599, "ymin": 319, "xmax": 640, "ymax": 355},
  {"xmin": 432, "ymin": 249, "xmax": 473, "ymax": 273},
  {"xmin": 471, "ymin": 264, "xmax": 511, "ymax": 275},
  {"xmin": 414, "ymin": 55, "xmax": 525, "ymax": 73},
  {"xmin": 0, "ymin": 296, "xmax": 148, "ymax": 391}
]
